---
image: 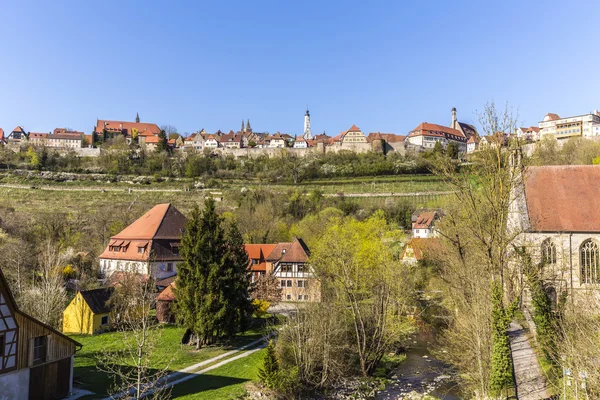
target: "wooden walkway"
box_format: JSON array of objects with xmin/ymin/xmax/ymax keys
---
[{"xmin": 508, "ymin": 321, "xmax": 552, "ymax": 400}]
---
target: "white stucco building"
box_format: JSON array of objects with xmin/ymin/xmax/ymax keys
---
[{"xmin": 539, "ymin": 111, "xmax": 600, "ymax": 140}]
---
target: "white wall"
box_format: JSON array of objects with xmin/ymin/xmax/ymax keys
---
[{"xmin": 0, "ymin": 368, "xmax": 30, "ymax": 399}]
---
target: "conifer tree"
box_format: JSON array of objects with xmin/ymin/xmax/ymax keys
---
[
  {"xmin": 175, "ymin": 198, "xmax": 252, "ymax": 348},
  {"xmin": 258, "ymin": 340, "xmax": 280, "ymax": 389}
]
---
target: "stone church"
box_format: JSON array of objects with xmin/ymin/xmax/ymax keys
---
[{"xmin": 510, "ymin": 164, "xmax": 600, "ymax": 303}]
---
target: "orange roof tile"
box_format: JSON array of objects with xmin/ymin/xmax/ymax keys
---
[
  {"xmin": 111, "ymin": 204, "xmax": 186, "ymax": 240},
  {"xmin": 524, "ymin": 166, "xmax": 600, "ymax": 232},
  {"xmin": 157, "ymin": 283, "xmax": 176, "ymax": 302},
  {"xmin": 266, "ymin": 238, "xmax": 310, "ymax": 263},
  {"xmin": 401, "ymin": 238, "xmax": 442, "ymax": 261},
  {"xmin": 348, "ymin": 124, "xmax": 361, "ymax": 132},
  {"xmin": 96, "ymin": 120, "xmax": 160, "ymax": 135},
  {"xmin": 413, "ymin": 211, "xmax": 438, "ymax": 229}
]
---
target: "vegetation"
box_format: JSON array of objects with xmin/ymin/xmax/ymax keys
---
[{"xmin": 175, "ymin": 198, "xmax": 253, "ymax": 348}]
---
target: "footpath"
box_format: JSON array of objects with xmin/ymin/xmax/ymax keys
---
[{"xmin": 508, "ymin": 321, "xmax": 552, "ymax": 400}]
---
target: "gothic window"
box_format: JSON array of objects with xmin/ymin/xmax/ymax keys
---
[
  {"xmin": 541, "ymin": 239, "xmax": 557, "ymax": 265},
  {"xmin": 580, "ymin": 240, "xmax": 600, "ymax": 284}
]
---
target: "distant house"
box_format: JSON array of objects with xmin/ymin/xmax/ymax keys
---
[
  {"xmin": 28, "ymin": 132, "xmax": 48, "ymax": 147},
  {"xmin": 218, "ymin": 132, "xmax": 243, "ymax": 148},
  {"xmin": 0, "ymin": 267, "xmax": 81, "ymax": 399},
  {"xmin": 245, "ymin": 244, "xmax": 277, "ymax": 283},
  {"xmin": 269, "ymin": 133, "xmax": 286, "ymax": 148},
  {"xmin": 341, "ymin": 125, "xmax": 368, "ymax": 144},
  {"xmin": 6, "ymin": 126, "xmax": 27, "ymax": 145},
  {"xmin": 466, "ymin": 135, "xmax": 480, "ymax": 153},
  {"xmin": 293, "ymin": 136, "xmax": 308, "ymax": 149},
  {"xmin": 95, "ymin": 114, "xmax": 160, "ymax": 142},
  {"xmin": 266, "ymin": 238, "xmax": 319, "ymax": 302},
  {"xmin": 63, "ymin": 288, "xmax": 114, "ymax": 335},
  {"xmin": 407, "ymin": 122, "xmax": 467, "ymax": 152},
  {"xmin": 400, "ymin": 238, "xmax": 441, "ymax": 265},
  {"xmin": 156, "ymin": 283, "xmax": 176, "ymax": 324},
  {"xmin": 412, "ymin": 210, "xmax": 440, "ymax": 238},
  {"xmin": 99, "ymin": 204, "xmax": 187, "ymax": 280},
  {"xmin": 204, "ymin": 135, "xmax": 219, "ymax": 148},
  {"xmin": 0, "ymin": 128, "xmax": 5, "ymax": 145}
]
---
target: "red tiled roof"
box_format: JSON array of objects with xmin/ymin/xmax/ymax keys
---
[
  {"xmin": 413, "ymin": 211, "xmax": 437, "ymax": 229},
  {"xmin": 401, "ymin": 238, "xmax": 441, "ymax": 261},
  {"xmin": 367, "ymin": 132, "xmax": 405, "ymax": 143},
  {"xmin": 524, "ymin": 166, "xmax": 600, "ymax": 232},
  {"xmin": 12, "ymin": 126, "xmax": 26, "ymax": 134},
  {"xmin": 96, "ymin": 120, "xmax": 160, "ymax": 136},
  {"xmin": 266, "ymin": 238, "xmax": 310, "ymax": 263},
  {"xmin": 467, "ymin": 135, "xmax": 480, "ymax": 144},
  {"xmin": 29, "ymin": 132, "xmax": 48, "ymax": 139},
  {"xmin": 348, "ymin": 124, "xmax": 361, "ymax": 132},
  {"xmin": 157, "ymin": 283, "xmax": 176, "ymax": 302},
  {"xmin": 112, "ymin": 204, "xmax": 186, "ymax": 240},
  {"xmin": 409, "ymin": 123, "xmax": 465, "ymax": 139},
  {"xmin": 544, "ymin": 113, "xmax": 560, "ymax": 121},
  {"xmin": 0, "ymin": 128, "xmax": 4, "ymax": 140},
  {"xmin": 144, "ymin": 135, "xmax": 160, "ymax": 144}
]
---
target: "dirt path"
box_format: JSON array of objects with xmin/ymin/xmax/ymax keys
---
[{"xmin": 509, "ymin": 321, "xmax": 552, "ymax": 400}]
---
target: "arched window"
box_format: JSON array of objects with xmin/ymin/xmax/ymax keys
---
[
  {"xmin": 541, "ymin": 239, "xmax": 557, "ymax": 265},
  {"xmin": 580, "ymin": 240, "xmax": 600, "ymax": 284}
]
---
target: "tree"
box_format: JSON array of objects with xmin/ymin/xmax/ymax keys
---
[
  {"xmin": 258, "ymin": 340, "xmax": 280, "ymax": 389},
  {"xmin": 175, "ymin": 198, "xmax": 253, "ymax": 348},
  {"xmin": 433, "ymin": 140, "xmax": 444, "ymax": 155},
  {"xmin": 310, "ymin": 213, "xmax": 414, "ymax": 377},
  {"xmin": 155, "ymin": 130, "xmax": 169, "ymax": 153},
  {"xmin": 159, "ymin": 124, "xmax": 178, "ymax": 136},
  {"xmin": 446, "ymin": 141, "xmax": 459, "ymax": 159},
  {"xmin": 251, "ymin": 273, "xmax": 282, "ymax": 303},
  {"xmin": 98, "ymin": 274, "xmax": 171, "ymax": 400}
]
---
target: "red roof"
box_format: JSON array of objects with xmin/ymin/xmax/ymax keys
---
[
  {"xmin": 401, "ymin": 238, "xmax": 441, "ymax": 261},
  {"xmin": 467, "ymin": 135, "xmax": 480, "ymax": 144},
  {"xmin": 144, "ymin": 135, "xmax": 160, "ymax": 144},
  {"xmin": 0, "ymin": 128, "xmax": 4, "ymax": 140},
  {"xmin": 348, "ymin": 124, "xmax": 361, "ymax": 132},
  {"xmin": 157, "ymin": 283, "xmax": 176, "ymax": 302},
  {"xmin": 245, "ymin": 244, "xmax": 277, "ymax": 272},
  {"xmin": 12, "ymin": 126, "xmax": 26, "ymax": 134},
  {"xmin": 266, "ymin": 238, "xmax": 310, "ymax": 263},
  {"xmin": 29, "ymin": 132, "xmax": 48, "ymax": 139},
  {"xmin": 524, "ymin": 166, "xmax": 600, "ymax": 232},
  {"xmin": 544, "ymin": 113, "xmax": 560, "ymax": 121},
  {"xmin": 409, "ymin": 123, "xmax": 465, "ymax": 139},
  {"xmin": 413, "ymin": 211, "xmax": 438, "ymax": 229},
  {"xmin": 367, "ymin": 132, "xmax": 405, "ymax": 143},
  {"xmin": 96, "ymin": 120, "xmax": 160, "ymax": 136},
  {"xmin": 111, "ymin": 204, "xmax": 186, "ymax": 240}
]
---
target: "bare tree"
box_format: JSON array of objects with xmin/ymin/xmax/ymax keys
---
[{"xmin": 98, "ymin": 273, "xmax": 172, "ymax": 399}]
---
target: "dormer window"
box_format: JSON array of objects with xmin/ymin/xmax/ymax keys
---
[{"xmin": 138, "ymin": 246, "xmax": 145, "ymax": 254}]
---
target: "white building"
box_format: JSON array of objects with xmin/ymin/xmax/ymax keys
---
[
  {"xmin": 99, "ymin": 204, "xmax": 186, "ymax": 280},
  {"xmin": 303, "ymin": 109, "xmax": 313, "ymax": 140},
  {"xmin": 539, "ymin": 111, "xmax": 600, "ymax": 140},
  {"xmin": 293, "ymin": 136, "xmax": 308, "ymax": 148},
  {"xmin": 412, "ymin": 210, "xmax": 440, "ymax": 238},
  {"xmin": 269, "ymin": 133, "xmax": 286, "ymax": 148}
]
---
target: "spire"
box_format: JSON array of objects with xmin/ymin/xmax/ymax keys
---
[
  {"xmin": 303, "ymin": 107, "xmax": 313, "ymax": 140},
  {"xmin": 136, "ymin": 112, "xmax": 140, "ymax": 123},
  {"xmin": 246, "ymin": 119, "xmax": 251, "ymax": 130},
  {"xmin": 241, "ymin": 119, "xmax": 245, "ymax": 133}
]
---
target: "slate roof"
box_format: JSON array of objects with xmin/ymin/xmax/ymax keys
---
[
  {"xmin": 524, "ymin": 165, "xmax": 600, "ymax": 232},
  {"xmin": 80, "ymin": 288, "xmax": 114, "ymax": 314}
]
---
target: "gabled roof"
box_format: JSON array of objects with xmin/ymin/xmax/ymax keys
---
[
  {"xmin": 543, "ymin": 113, "xmax": 561, "ymax": 121},
  {"xmin": 458, "ymin": 122, "xmax": 477, "ymax": 137},
  {"xmin": 11, "ymin": 126, "xmax": 26, "ymax": 134},
  {"xmin": 410, "ymin": 123, "xmax": 465, "ymax": 139},
  {"xmin": 266, "ymin": 238, "xmax": 310, "ymax": 263},
  {"xmin": 245, "ymin": 244, "xmax": 277, "ymax": 261},
  {"xmin": 111, "ymin": 204, "xmax": 187, "ymax": 240},
  {"xmin": 96, "ymin": 120, "xmax": 160, "ymax": 135},
  {"xmin": 348, "ymin": 124, "xmax": 361, "ymax": 132},
  {"xmin": 79, "ymin": 288, "xmax": 114, "ymax": 314},
  {"xmin": 524, "ymin": 166, "xmax": 600, "ymax": 232},
  {"xmin": 467, "ymin": 135, "xmax": 480, "ymax": 144},
  {"xmin": 157, "ymin": 283, "xmax": 176, "ymax": 302},
  {"xmin": 413, "ymin": 211, "xmax": 438, "ymax": 229},
  {"xmin": 401, "ymin": 238, "xmax": 441, "ymax": 261}
]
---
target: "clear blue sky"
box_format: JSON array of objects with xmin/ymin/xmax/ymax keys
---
[{"xmin": 1, "ymin": 0, "xmax": 599, "ymax": 136}]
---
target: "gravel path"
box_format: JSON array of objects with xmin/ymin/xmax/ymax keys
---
[{"xmin": 509, "ymin": 321, "xmax": 552, "ymax": 400}]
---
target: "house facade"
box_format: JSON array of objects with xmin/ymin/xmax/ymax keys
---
[
  {"xmin": 407, "ymin": 122, "xmax": 467, "ymax": 152},
  {"xmin": 63, "ymin": 288, "xmax": 113, "ymax": 335},
  {"xmin": 266, "ymin": 238, "xmax": 320, "ymax": 302},
  {"xmin": 538, "ymin": 111, "xmax": 600, "ymax": 141},
  {"xmin": 245, "ymin": 244, "xmax": 277, "ymax": 283},
  {"xmin": 99, "ymin": 204, "xmax": 186, "ymax": 279},
  {"xmin": 0, "ymin": 268, "xmax": 80, "ymax": 399},
  {"xmin": 412, "ymin": 210, "xmax": 440, "ymax": 238}
]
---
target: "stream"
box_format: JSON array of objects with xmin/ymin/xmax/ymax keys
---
[{"xmin": 377, "ymin": 328, "xmax": 462, "ymax": 399}]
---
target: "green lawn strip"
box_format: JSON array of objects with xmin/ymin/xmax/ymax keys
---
[
  {"xmin": 170, "ymin": 348, "xmax": 265, "ymax": 399},
  {"xmin": 70, "ymin": 325, "xmax": 266, "ymax": 398}
]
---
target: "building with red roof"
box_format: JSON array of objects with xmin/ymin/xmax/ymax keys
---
[
  {"xmin": 538, "ymin": 111, "xmax": 600, "ymax": 141},
  {"xmin": 99, "ymin": 204, "xmax": 187, "ymax": 280}
]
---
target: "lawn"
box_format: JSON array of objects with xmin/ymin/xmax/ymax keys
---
[
  {"xmin": 70, "ymin": 322, "xmax": 271, "ymax": 398},
  {"xmin": 170, "ymin": 348, "xmax": 265, "ymax": 399}
]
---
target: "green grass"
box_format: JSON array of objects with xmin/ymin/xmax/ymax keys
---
[
  {"xmin": 170, "ymin": 348, "xmax": 265, "ymax": 399},
  {"xmin": 70, "ymin": 324, "xmax": 268, "ymax": 398}
]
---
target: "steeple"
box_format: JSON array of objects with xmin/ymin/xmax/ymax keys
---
[
  {"xmin": 451, "ymin": 107, "xmax": 457, "ymax": 129},
  {"xmin": 241, "ymin": 119, "xmax": 245, "ymax": 133},
  {"xmin": 246, "ymin": 119, "xmax": 252, "ymax": 133},
  {"xmin": 136, "ymin": 112, "xmax": 140, "ymax": 123},
  {"xmin": 303, "ymin": 108, "xmax": 313, "ymax": 140}
]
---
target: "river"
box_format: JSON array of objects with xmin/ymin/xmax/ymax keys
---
[{"xmin": 377, "ymin": 328, "xmax": 462, "ymax": 399}]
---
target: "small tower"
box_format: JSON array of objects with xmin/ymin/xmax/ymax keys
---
[
  {"xmin": 136, "ymin": 112, "xmax": 140, "ymax": 123},
  {"xmin": 451, "ymin": 107, "xmax": 457, "ymax": 129},
  {"xmin": 241, "ymin": 119, "xmax": 245, "ymax": 133},
  {"xmin": 303, "ymin": 108, "xmax": 313, "ymax": 140},
  {"xmin": 246, "ymin": 119, "xmax": 252, "ymax": 133}
]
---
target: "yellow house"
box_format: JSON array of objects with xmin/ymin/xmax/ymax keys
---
[{"xmin": 63, "ymin": 288, "xmax": 114, "ymax": 335}]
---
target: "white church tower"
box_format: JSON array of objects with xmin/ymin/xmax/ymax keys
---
[{"xmin": 303, "ymin": 108, "xmax": 313, "ymax": 140}]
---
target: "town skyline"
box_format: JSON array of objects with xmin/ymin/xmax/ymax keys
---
[{"xmin": 2, "ymin": 1, "xmax": 600, "ymax": 135}]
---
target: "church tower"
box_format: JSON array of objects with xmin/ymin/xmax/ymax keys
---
[
  {"xmin": 303, "ymin": 108, "xmax": 313, "ymax": 140},
  {"xmin": 136, "ymin": 112, "xmax": 140, "ymax": 123},
  {"xmin": 241, "ymin": 119, "xmax": 245, "ymax": 133},
  {"xmin": 246, "ymin": 119, "xmax": 252, "ymax": 133},
  {"xmin": 450, "ymin": 107, "xmax": 457, "ymax": 130}
]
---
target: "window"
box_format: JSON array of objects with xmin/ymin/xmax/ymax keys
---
[
  {"xmin": 286, "ymin": 294, "xmax": 291, "ymax": 300},
  {"xmin": 286, "ymin": 280, "xmax": 292, "ymax": 287},
  {"xmin": 101, "ymin": 315, "xmax": 109, "ymax": 325},
  {"xmin": 0, "ymin": 335, "xmax": 4, "ymax": 357},
  {"xmin": 166, "ymin": 263, "xmax": 174, "ymax": 272},
  {"xmin": 280, "ymin": 280, "xmax": 286, "ymax": 288},
  {"xmin": 138, "ymin": 246, "xmax": 145, "ymax": 254},
  {"xmin": 297, "ymin": 280, "xmax": 308, "ymax": 288},
  {"xmin": 541, "ymin": 239, "xmax": 557, "ymax": 265},
  {"xmin": 33, "ymin": 336, "xmax": 47, "ymax": 364},
  {"xmin": 171, "ymin": 245, "xmax": 180, "ymax": 255},
  {"xmin": 297, "ymin": 294, "xmax": 303, "ymax": 301},
  {"xmin": 580, "ymin": 240, "xmax": 600, "ymax": 284},
  {"xmin": 298, "ymin": 264, "xmax": 304, "ymax": 273},
  {"xmin": 303, "ymin": 295, "xmax": 309, "ymax": 301}
]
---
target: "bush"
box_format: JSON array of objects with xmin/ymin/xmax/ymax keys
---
[{"xmin": 252, "ymin": 299, "xmax": 270, "ymax": 318}]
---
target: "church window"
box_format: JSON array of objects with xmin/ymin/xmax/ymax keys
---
[
  {"xmin": 580, "ymin": 240, "xmax": 600, "ymax": 284},
  {"xmin": 541, "ymin": 239, "xmax": 556, "ymax": 265}
]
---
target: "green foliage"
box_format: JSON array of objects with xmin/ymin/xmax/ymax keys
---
[
  {"xmin": 433, "ymin": 141, "xmax": 444, "ymax": 155},
  {"xmin": 174, "ymin": 198, "xmax": 253, "ymax": 347},
  {"xmin": 258, "ymin": 340, "xmax": 279, "ymax": 388},
  {"xmin": 155, "ymin": 130, "xmax": 169, "ymax": 153},
  {"xmin": 446, "ymin": 141, "xmax": 459, "ymax": 159},
  {"xmin": 489, "ymin": 280, "xmax": 514, "ymax": 396},
  {"xmin": 252, "ymin": 299, "xmax": 270, "ymax": 318}
]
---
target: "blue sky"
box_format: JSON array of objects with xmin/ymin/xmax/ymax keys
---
[{"xmin": 1, "ymin": 0, "xmax": 599, "ymax": 136}]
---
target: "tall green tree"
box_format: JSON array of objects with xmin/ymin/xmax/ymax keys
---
[
  {"xmin": 155, "ymin": 130, "xmax": 169, "ymax": 153},
  {"xmin": 175, "ymin": 198, "xmax": 252, "ymax": 348}
]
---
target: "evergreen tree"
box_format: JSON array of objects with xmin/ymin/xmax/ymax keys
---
[
  {"xmin": 174, "ymin": 198, "xmax": 252, "ymax": 348},
  {"xmin": 155, "ymin": 130, "xmax": 169, "ymax": 153},
  {"xmin": 489, "ymin": 280, "xmax": 514, "ymax": 395},
  {"xmin": 258, "ymin": 340, "xmax": 279, "ymax": 389}
]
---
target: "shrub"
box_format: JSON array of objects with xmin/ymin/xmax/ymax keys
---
[{"xmin": 252, "ymin": 299, "xmax": 270, "ymax": 318}]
